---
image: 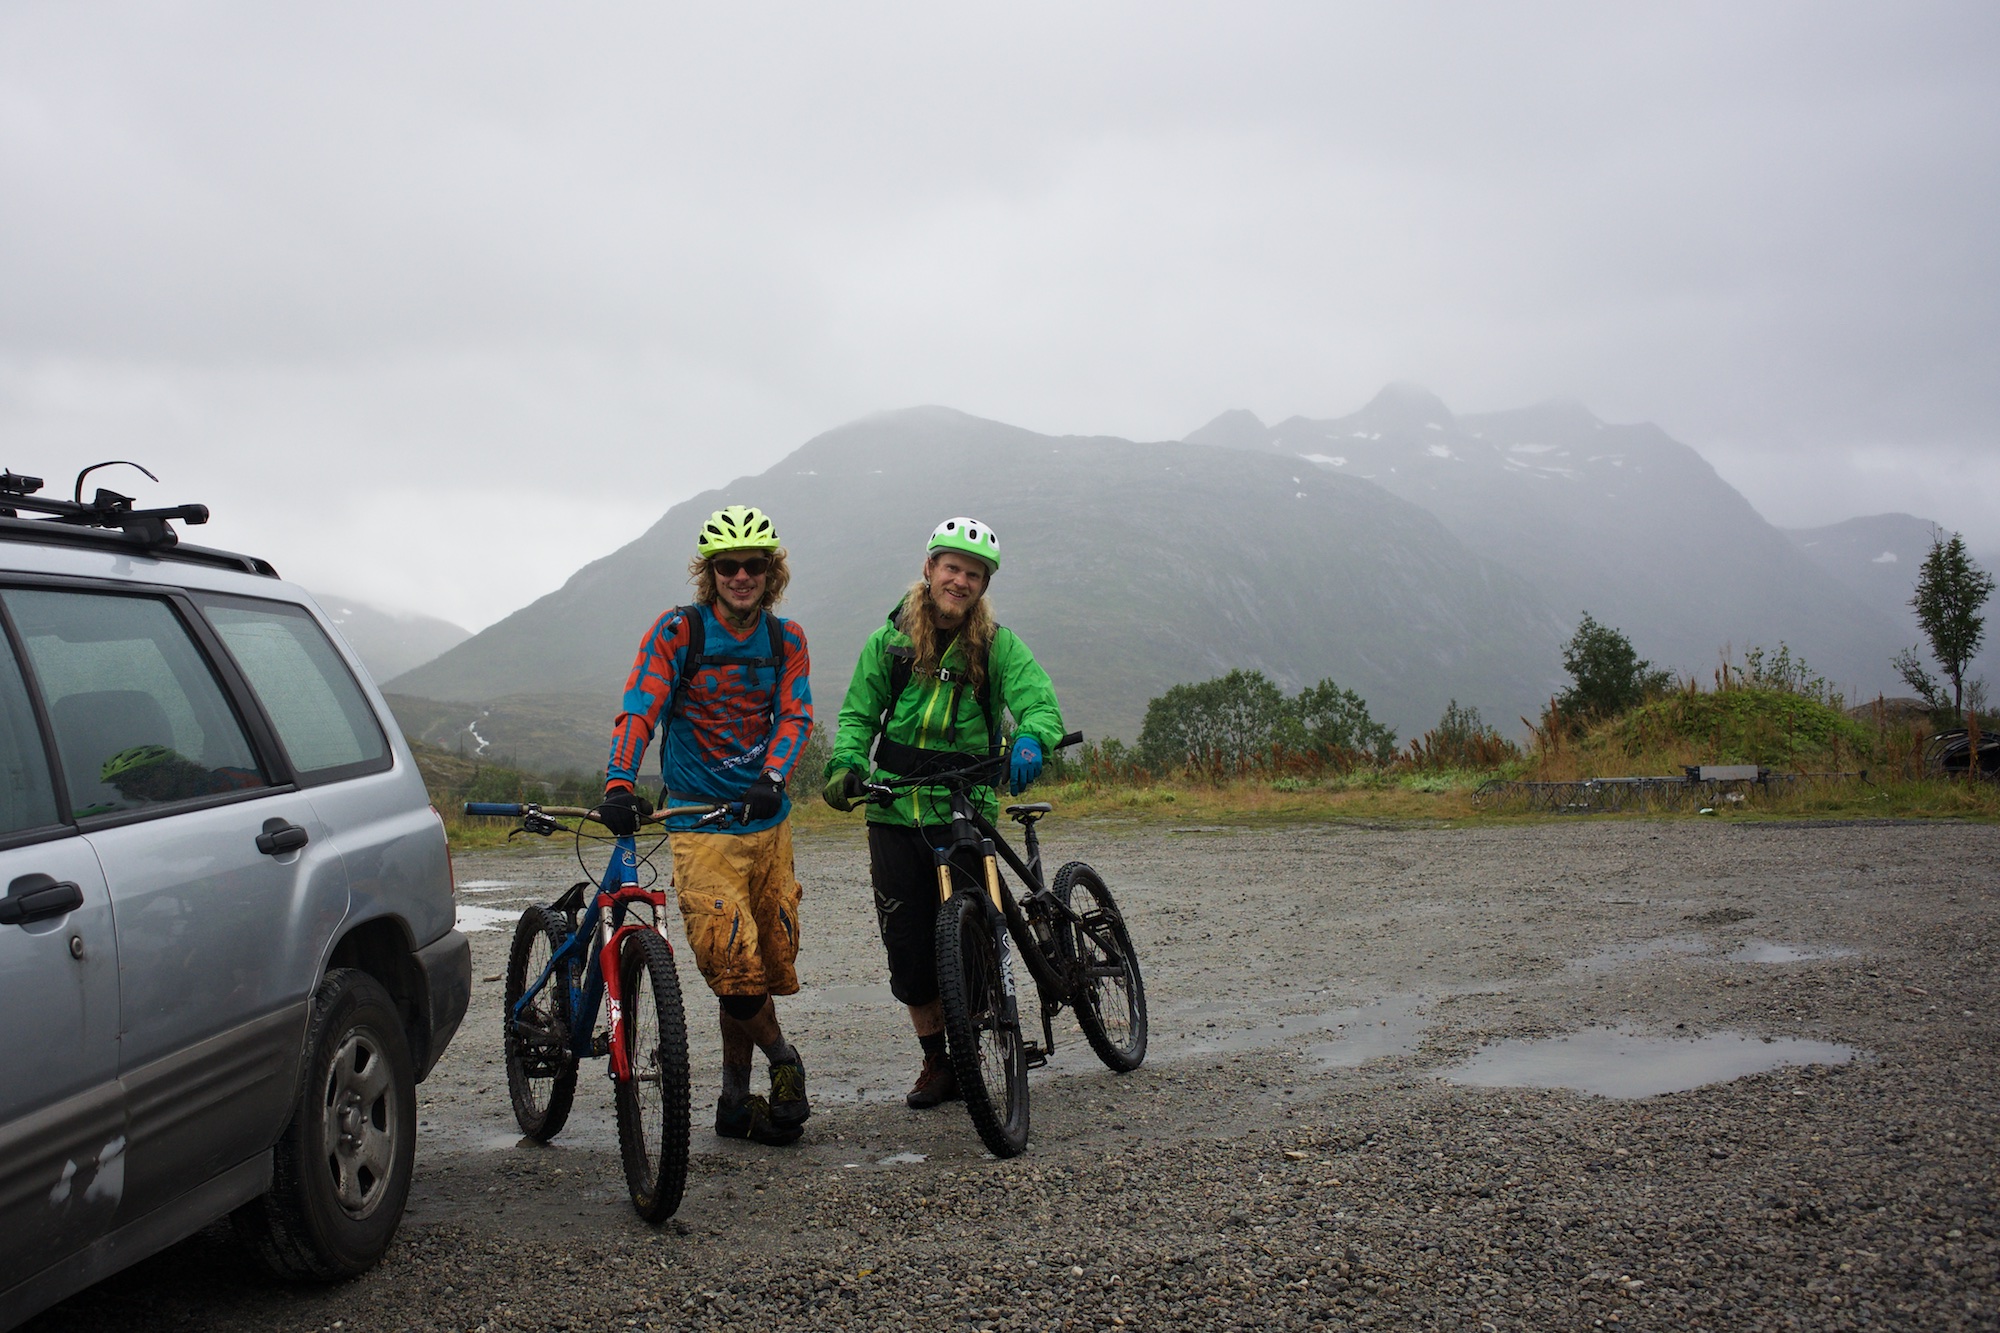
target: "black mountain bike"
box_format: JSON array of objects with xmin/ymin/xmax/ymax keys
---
[{"xmin": 861, "ymin": 733, "xmax": 1147, "ymax": 1158}]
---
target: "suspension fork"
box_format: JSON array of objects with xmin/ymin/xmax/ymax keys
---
[{"xmin": 934, "ymin": 835, "xmax": 1021, "ymax": 1030}]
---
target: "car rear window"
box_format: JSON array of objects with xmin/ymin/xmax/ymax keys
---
[
  {"xmin": 3, "ymin": 589, "xmax": 269, "ymax": 818},
  {"xmin": 199, "ymin": 597, "xmax": 391, "ymax": 783},
  {"xmin": 0, "ymin": 633, "xmax": 59, "ymax": 835}
]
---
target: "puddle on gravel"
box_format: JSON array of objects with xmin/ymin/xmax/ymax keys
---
[
  {"xmin": 1158, "ymin": 993, "xmax": 1433, "ymax": 1068},
  {"xmin": 1570, "ymin": 936, "xmax": 1708, "ymax": 971},
  {"xmin": 1572, "ymin": 936, "xmax": 1858, "ymax": 971},
  {"xmin": 455, "ymin": 904, "xmax": 520, "ymax": 933},
  {"xmin": 1445, "ymin": 1028, "xmax": 1857, "ymax": 1098},
  {"xmin": 785, "ymin": 982, "xmax": 897, "ymax": 1011},
  {"xmin": 878, "ymin": 1152, "xmax": 927, "ymax": 1165},
  {"xmin": 458, "ymin": 879, "xmax": 520, "ymax": 893},
  {"xmin": 1724, "ymin": 942, "xmax": 1857, "ymax": 964}
]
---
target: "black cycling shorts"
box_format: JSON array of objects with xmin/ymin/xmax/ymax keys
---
[{"xmin": 867, "ymin": 822, "xmax": 987, "ymax": 1007}]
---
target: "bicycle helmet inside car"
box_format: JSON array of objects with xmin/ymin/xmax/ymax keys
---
[
  {"xmin": 926, "ymin": 516, "xmax": 1000, "ymax": 572},
  {"xmin": 697, "ymin": 504, "xmax": 780, "ymax": 557},
  {"xmin": 100, "ymin": 743, "xmax": 180, "ymax": 782}
]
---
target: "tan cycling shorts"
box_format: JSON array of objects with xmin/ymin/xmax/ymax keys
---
[{"xmin": 669, "ymin": 821, "xmax": 803, "ymax": 997}]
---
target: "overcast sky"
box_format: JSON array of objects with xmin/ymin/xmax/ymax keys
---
[{"xmin": 4, "ymin": 3, "xmax": 1997, "ymax": 630}]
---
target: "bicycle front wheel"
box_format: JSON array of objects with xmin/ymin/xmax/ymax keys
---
[
  {"xmin": 614, "ymin": 930, "xmax": 691, "ymax": 1222},
  {"xmin": 1053, "ymin": 862, "xmax": 1148, "ymax": 1072},
  {"xmin": 935, "ymin": 890, "xmax": 1030, "ymax": 1157},
  {"xmin": 504, "ymin": 905, "xmax": 578, "ymax": 1141}
]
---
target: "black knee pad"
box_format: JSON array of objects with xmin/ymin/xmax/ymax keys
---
[{"xmin": 719, "ymin": 994, "xmax": 768, "ymax": 1022}]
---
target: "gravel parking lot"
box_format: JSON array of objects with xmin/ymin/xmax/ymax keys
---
[{"xmin": 29, "ymin": 816, "xmax": 1999, "ymax": 1331}]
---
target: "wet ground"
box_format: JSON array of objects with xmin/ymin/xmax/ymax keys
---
[{"xmin": 27, "ymin": 817, "xmax": 2000, "ymax": 1330}]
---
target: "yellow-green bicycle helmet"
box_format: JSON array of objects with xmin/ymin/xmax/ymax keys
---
[
  {"xmin": 697, "ymin": 504, "xmax": 780, "ymax": 557},
  {"xmin": 101, "ymin": 743, "xmax": 179, "ymax": 782}
]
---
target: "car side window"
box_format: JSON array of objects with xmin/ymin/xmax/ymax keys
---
[
  {"xmin": 199, "ymin": 597, "xmax": 390, "ymax": 783},
  {"xmin": 0, "ymin": 632, "xmax": 60, "ymax": 836},
  {"xmin": 3, "ymin": 589, "xmax": 269, "ymax": 819}
]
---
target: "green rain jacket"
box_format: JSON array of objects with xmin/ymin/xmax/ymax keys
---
[{"xmin": 829, "ymin": 610, "xmax": 1066, "ymax": 829}]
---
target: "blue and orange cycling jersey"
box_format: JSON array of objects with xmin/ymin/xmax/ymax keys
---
[{"xmin": 605, "ymin": 604, "xmax": 813, "ymax": 834}]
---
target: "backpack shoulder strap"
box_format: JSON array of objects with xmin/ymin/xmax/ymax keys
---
[
  {"xmin": 760, "ymin": 613, "xmax": 787, "ymax": 727},
  {"xmin": 665, "ymin": 605, "xmax": 706, "ymax": 720}
]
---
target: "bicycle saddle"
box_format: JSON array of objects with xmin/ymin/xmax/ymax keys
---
[{"xmin": 1005, "ymin": 802, "xmax": 1053, "ymax": 822}]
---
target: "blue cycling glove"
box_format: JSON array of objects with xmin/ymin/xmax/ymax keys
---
[{"xmin": 1008, "ymin": 735, "xmax": 1043, "ymax": 796}]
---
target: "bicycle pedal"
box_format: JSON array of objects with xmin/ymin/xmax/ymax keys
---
[{"xmin": 1023, "ymin": 1041, "xmax": 1048, "ymax": 1069}]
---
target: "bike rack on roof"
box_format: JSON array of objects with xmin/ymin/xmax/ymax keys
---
[{"xmin": 0, "ymin": 467, "xmax": 279, "ymax": 578}]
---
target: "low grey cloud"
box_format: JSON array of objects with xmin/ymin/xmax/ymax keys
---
[{"xmin": 3, "ymin": 2, "xmax": 1996, "ymax": 626}]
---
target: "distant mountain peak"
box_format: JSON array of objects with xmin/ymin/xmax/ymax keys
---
[
  {"xmin": 1350, "ymin": 383, "xmax": 1457, "ymax": 433},
  {"xmin": 1184, "ymin": 408, "xmax": 1271, "ymax": 451}
]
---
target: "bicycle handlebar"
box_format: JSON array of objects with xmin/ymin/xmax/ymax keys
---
[
  {"xmin": 461, "ymin": 801, "xmax": 742, "ymax": 824},
  {"xmin": 859, "ymin": 731, "xmax": 1085, "ymax": 804}
]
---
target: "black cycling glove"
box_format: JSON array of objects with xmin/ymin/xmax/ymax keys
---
[
  {"xmin": 596, "ymin": 788, "xmax": 652, "ymax": 837},
  {"xmin": 745, "ymin": 772, "xmax": 786, "ymax": 822}
]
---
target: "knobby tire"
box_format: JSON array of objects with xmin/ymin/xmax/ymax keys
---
[
  {"xmin": 1052, "ymin": 861, "xmax": 1148, "ymax": 1072},
  {"xmin": 504, "ymin": 905, "xmax": 578, "ymax": 1140},
  {"xmin": 615, "ymin": 929, "xmax": 691, "ymax": 1222},
  {"xmin": 935, "ymin": 890, "xmax": 1030, "ymax": 1158}
]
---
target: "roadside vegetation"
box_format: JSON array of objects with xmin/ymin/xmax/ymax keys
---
[{"xmin": 428, "ymin": 534, "xmax": 1998, "ymax": 846}]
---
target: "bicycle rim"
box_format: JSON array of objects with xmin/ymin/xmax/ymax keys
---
[
  {"xmin": 614, "ymin": 931, "xmax": 691, "ymax": 1221},
  {"xmin": 504, "ymin": 906, "xmax": 577, "ymax": 1140},
  {"xmin": 936, "ymin": 892, "xmax": 1030, "ymax": 1157},
  {"xmin": 1054, "ymin": 862, "xmax": 1148, "ymax": 1072}
]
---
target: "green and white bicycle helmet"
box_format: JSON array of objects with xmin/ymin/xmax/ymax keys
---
[
  {"xmin": 927, "ymin": 516, "xmax": 1000, "ymax": 572},
  {"xmin": 697, "ymin": 504, "xmax": 780, "ymax": 557}
]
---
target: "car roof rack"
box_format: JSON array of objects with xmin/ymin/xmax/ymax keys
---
[{"xmin": 0, "ymin": 466, "xmax": 280, "ymax": 578}]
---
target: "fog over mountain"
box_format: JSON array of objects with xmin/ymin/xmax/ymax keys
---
[
  {"xmin": 1192, "ymin": 385, "xmax": 1910, "ymax": 695},
  {"xmin": 387, "ymin": 405, "xmax": 1568, "ymax": 771},
  {"xmin": 312, "ymin": 595, "xmax": 471, "ymax": 684},
  {"xmin": 1782, "ymin": 514, "xmax": 2000, "ymax": 693},
  {"xmin": 382, "ymin": 388, "xmax": 1960, "ymax": 775}
]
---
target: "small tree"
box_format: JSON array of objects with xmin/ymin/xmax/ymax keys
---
[
  {"xmin": 1135, "ymin": 669, "xmax": 1289, "ymax": 771},
  {"xmin": 1290, "ymin": 678, "xmax": 1398, "ymax": 764},
  {"xmin": 1901, "ymin": 530, "xmax": 1996, "ymax": 720},
  {"xmin": 1555, "ymin": 612, "xmax": 1672, "ymax": 725}
]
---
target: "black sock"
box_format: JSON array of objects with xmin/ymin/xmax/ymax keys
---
[
  {"xmin": 761, "ymin": 1037, "xmax": 798, "ymax": 1067},
  {"xmin": 919, "ymin": 1031, "xmax": 946, "ymax": 1059},
  {"xmin": 721, "ymin": 1062, "xmax": 751, "ymax": 1106}
]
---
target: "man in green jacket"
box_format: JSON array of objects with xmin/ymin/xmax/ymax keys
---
[{"xmin": 822, "ymin": 517, "xmax": 1066, "ymax": 1107}]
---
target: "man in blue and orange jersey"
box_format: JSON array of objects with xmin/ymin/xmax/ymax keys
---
[{"xmin": 598, "ymin": 504, "xmax": 815, "ymax": 1146}]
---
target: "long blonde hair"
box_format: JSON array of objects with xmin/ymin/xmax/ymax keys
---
[
  {"xmin": 685, "ymin": 547, "xmax": 791, "ymax": 612},
  {"xmin": 894, "ymin": 577, "xmax": 995, "ymax": 691}
]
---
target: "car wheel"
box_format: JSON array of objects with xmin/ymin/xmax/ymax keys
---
[{"xmin": 234, "ymin": 967, "xmax": 417, "ymax": 1279}]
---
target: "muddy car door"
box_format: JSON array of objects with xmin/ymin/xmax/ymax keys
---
[
  {"xmin": 1, "ymin": 586, "xmax": 350, "ymax": 1229},
  {"xmin": 0, "ymin": 622, "xmax": 122, "ymax": 1298}
]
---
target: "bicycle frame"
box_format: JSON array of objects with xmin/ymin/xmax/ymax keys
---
[
  {"xmin": 900, "ymin": 772, "xmax": 1124, "ymax": 1058},
  {"xmin": 509, "ymin": 835, "xmax": 666, "ymax": 1081}
]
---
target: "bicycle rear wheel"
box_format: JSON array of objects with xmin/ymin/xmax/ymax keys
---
[
  {"xmin": 935, "ymin": 890, "xmax": 1030, "ymax": 1157},
  {"xmin": 614, "ymin": 929, "xmax": 691, "ymax": 1221},
  {"xmin": 503, "ymin": 905, "xmax": 578, "ymax": 1140},
  {"xmin": 1053, "ymin": 862, "xmax": 1148, "ymax": 1072}
]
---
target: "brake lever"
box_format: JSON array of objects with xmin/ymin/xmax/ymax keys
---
[{"xmin": 512, "ymin": 809, "xmax": 564, "ymax": 838}]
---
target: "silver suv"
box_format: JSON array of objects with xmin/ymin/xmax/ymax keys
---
[{"xmin": 0, "ymin": 471, "xmax": 469, "ymax": 1326}]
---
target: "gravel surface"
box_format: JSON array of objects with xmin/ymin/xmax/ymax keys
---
[{"xmin": 28, "ymin": 816, "xmax": 1999, "ymax": 1331}]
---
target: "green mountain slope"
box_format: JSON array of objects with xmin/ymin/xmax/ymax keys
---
[{"xmin": 387, "ymin": 407, "xmax": 1566, "ymax": 771}]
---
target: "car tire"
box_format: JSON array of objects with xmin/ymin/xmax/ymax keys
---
[{"xmin": 234, "ymin": 967, "xmax": 417, "ymax": 1280}]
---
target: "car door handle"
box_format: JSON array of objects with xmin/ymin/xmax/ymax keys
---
[
  {"xmin": 0, "ymin": 873, "xmax": 85, "ymax": 926},
  {"xmin": 255, "ymin": 818, "xmax": 311, "ymax": 856}
]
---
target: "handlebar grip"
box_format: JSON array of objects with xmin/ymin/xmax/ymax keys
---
[
  {"xmin": 1057, "ymin": 731, "xmax": 1084, "ymax": 749},
  {"xmin": 462, "ymin": 802, "xmax": 525, "ymax": 817}
]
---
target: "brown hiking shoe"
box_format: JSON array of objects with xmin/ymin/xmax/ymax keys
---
[{"xmin": 905, "ymin": 1053, "xmax": 960, "ymax": 1108}]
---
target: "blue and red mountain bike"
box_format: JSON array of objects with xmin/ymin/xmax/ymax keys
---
[{"xmin": 463, "ymin": 799, "xmax": 740, "ymax": 1222}]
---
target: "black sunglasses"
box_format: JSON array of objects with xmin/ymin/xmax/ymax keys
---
[{"xmin": 711, "ymin": 556, "xmax": 770, "ymax": 578}]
